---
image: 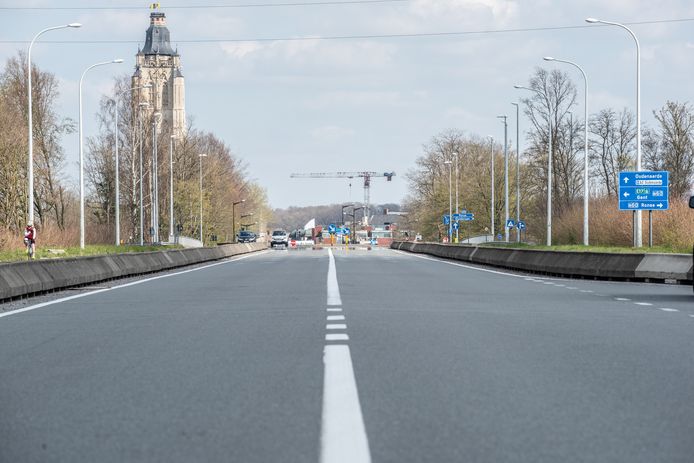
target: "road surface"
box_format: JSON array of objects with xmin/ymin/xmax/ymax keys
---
[{"xmin": 1, "ymin": 247, "xmax": 693, "ymax": 462}]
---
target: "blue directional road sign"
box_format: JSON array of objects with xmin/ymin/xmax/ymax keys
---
[
  {"xmin": 619, "ymin": 171, "xmax": 669, "ymax": 210},
  {"xmin": 443, "ymin": 215, "xmax": 451, "ymax": 225},
  {"xmin": 452, "ymin": 213, "xmax": 460, "ymax": 221},
  {"xmin": 344, "ymin": 227, "xmax": 350, "ymax": 235},
  {"xmin": 517, "ymin": 220, "xmax": 526, "ymax": 230},
  {"xmin": 328, "ymin": 223, "xmax": 337, "ymax": 234},
  {"xmin": 452, "ymin": 222, "xmax": 460, "ymax": 231},
  {"xmin": 506, "ymin": 219, "xmax": 516, "ymax": 229},
  {"xmin": 460, "ymin": 213, "xmax": 475, "ymax": 222}
]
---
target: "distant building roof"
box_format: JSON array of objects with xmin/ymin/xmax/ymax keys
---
[{"xmin": 141, "ymin": 12, "xmax": 176, "ymax": 56}]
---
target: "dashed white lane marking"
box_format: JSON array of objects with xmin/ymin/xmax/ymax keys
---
[
  {"xmin": 554, "ymin": 284, "xmax": 565, "ymax": 287},
  {"xmin": 322, "ymin": 249, "xmax": 371, "ymax": 463},
  {"xmin": 321, "ymin": 345, "xmax": 371, "ymax": 463},
  {"xmin": 327, "ymin": 315, "xmax": 346, "ymax": 321},
  {"xmin": 659, "ymin": 308, "xmax": 679, "ymax": 312},
  {"xmin": 689, "ymin": 314, "xmax": 694, "ymax": 318},
  {"xmin": 634, "ymin": 302, "xmax": 653, "ymax": 306},
  {"xmin": 566, "ymin": 287, "xmax": 578, "ymax": 290},
  {"xmin": 580, "ymin": 290, "xmax": 594, "ymax": 293},
  {"xmin": 614, "ymin": 298, "xmax": 631, "ymax": 301},
  {"xmin": 0, "ymin": 250, "xmax": 271, "ymax": 320},
  {"xmin": 327, "ymin": 248, "xmax": 342, "ymax": 306},
  {"xmin": 327, "ymin": 308, "xmax": 343, "ymax": 312}
]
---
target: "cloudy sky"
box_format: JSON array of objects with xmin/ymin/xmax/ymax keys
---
[{"xmin": 2, "ymin": 0, "xmax": 694, "ymax": 208}]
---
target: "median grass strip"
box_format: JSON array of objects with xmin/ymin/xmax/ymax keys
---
[
  {"xmin": 476, "ymin": 242, "xmax": 692, "ymax": 254},
  {"xmin": 0, "ymin": 244, "xmax": 182, "ymax": 263}
]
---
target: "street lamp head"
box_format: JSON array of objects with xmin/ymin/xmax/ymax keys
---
[
  {"xmin": 143, "ymin": 83, "xmax": 153, "ymax": 89},
  {"xmin": 443, "ymin": 160, "xmax": 452, "ymax": 165},
  {"xmin": 112, "ymin": 59, "xmax": 124, "ymax": 64},
  {"xmin": 585, "ymin": 17, "xmax": 600, "ymax": 23},
  {"xmin": 68, "ymin": 23, "xmax": 82, "ymax": 28},
  {"xmin": 513, "ymin": 84, "xmax": 523, "ymax": 89},
  {"xmin": 543, "ymin": 56, "xmax": 555, "ymax": 61},
  {"xmin": 198, "ymin": 153, "xmax": 207, "ymax": 157},
  {"xmin": 138, "ymin": 102, "xmax": 149, "ymax": 107}
]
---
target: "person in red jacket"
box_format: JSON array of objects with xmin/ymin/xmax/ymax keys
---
[{"xmin": 24, "ymin": 222, "xmax": 37, "ymax": 259}]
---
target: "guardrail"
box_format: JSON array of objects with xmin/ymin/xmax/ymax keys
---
[
  {"xmin": 391, "ymin": 241, "xmax": 693, "ymax": 284},
  {"xmin": 0, "ymin": 242, "xmax": 267, "ymax": 301}
]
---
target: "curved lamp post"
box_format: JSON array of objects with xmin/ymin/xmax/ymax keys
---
[
  {"xmin": 586, "ymin": 17, "xmax": 642, "ymax": 247},
  {"xmin": 27, "ymin": 23, "xmax": 81, "ymax": 224},
  {"xmin": 515, "ymin": 84, "xmax": 553, "ymax": 246},
  {"xmin": 79, "ymin": 58, "xmax": 123, "ymax": 249},
  {"xmin": 544, "ymin": 56, "xmax": 589, "ymax": 246}
]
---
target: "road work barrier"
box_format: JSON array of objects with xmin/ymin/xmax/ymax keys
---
[
  {"xmin": 391, "ymin": 241, "xmax": 693, "ymax": 284},
  {"xmin": 0, "ymin": 242, "xmax": 267, "ymax": 301}
]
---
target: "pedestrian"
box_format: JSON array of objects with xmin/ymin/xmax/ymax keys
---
[{"xmin": 24, "ymin": 222, "xmax": 37, "ymax": 259}]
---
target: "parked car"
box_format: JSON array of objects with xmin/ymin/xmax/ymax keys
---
[
  {"xmin": 237, "ymin": 230, "xmax": 257, "ymax": 243},
  {"xmin": 270, "ymin": 229, "xmax": 289, "ymax": 248}
]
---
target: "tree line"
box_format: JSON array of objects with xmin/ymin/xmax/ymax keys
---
[
  {"xmin": 0, "ymin": 51, "xmax": 270, "ymax": 248},
  {"xmin": 404, "ymin": 68, "xmax": 694, "ymax": 247}
]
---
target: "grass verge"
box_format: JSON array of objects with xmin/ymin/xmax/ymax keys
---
[{"xmin": 0, "ymin": 244, "xmax": 182, "ymax": 263}]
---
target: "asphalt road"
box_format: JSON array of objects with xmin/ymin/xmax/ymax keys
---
[{"xmin": 1, "ymin": 247, "xmax": 694, "ymax": 462}]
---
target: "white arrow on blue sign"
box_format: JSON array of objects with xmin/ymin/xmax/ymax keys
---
[
  {"xmin": 452, "ymin": 222, "xmax": 459, "ymax": 230},
  {"xmin": 517, "ymin": 220, "xmax": 526, "ymax": 230},
  {"xmin": 328, "ymin": 224, "xmax": 337, "ymax": 233},
  {"xmin": 618, "ymin": 171, "xmax": 669, "ymax": 211},
  {"xmin": 506, "ymin": 219, "xmax": 515, "ymax": 228}
]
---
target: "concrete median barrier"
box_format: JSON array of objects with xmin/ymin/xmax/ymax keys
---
[
  {"xmin": 0, "ymin": 242, "xmax": 267, "ymax": 301},
  {"xmin": 392, "ymin": 242, "xmax": 693, "ymax": 284}
]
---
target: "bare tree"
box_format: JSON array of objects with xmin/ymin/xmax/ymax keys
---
[
  {"xmin": 652, "ymin": 101, "xmax": 694, "ymax": 198},
  {"xmin": 589, "ymin": 108, "xmax": 636, "ymax": 196},
  {"xmin": 520, "ymin": 67, "xmax": 580, "ymax": 233},
  {"xmin": 1, "ymin": 52, "xmax": 74, "ymax": 229}
]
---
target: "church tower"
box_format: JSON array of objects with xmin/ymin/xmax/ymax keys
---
[{"xmin": 132, "ymin": 7, "xmax": 185, "ymax": 137}]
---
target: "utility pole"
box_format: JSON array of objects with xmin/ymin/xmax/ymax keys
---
[{"xmin": 498, "ymin": 115, "xmax": 509, "ymax": 242}]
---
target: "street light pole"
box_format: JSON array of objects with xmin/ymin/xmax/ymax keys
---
[
  {"xmin": 26, "ymin": 23, "xmax": 81, "ymax": 225},
  {"xmin": 151, "ymin": 112, "xmax": 162, "ymax": 243},
  {"xmin": 112, "ymin": 84, "xmax": 151, "ymax": 246},
  {"xmin": 444, "ymin": 158, "xmax": 452, "ymax": 243},
  {"xmin": 488, "ymin": 136, "xmax": 495, "ymax": 239},
  {"xmin": 515, "ymin": 84, "xmax": 553, "ymax": 246},
  {"xmin": 138, "ymin": 102, "xmax": 149, "ymax": 246},
  {"xmin": 169, "ymin": 135, "xmax": 176, "ymax": 243},
  {"xmin": 511, "ymin": 102, "xmax": 521, "ymax": 242},
  {"xmin": 586, "ymin": 17, "xmax": 641, "ymax": 247},
  {"xmin": 544, "ymin": 56, "xmax": 589, "ymax": 245},
  {"xmin": 198, "ymin": 153, "xmax": 207, "ymax": 244},
  {"xmin": 79, "ymin": 58, "xmax": 123, "ymax": 250},
  {"xmin": 454, "ymin": 151, "xmax": 459, "ymax": 243},
  {"xmin": 498, "ymin": 115, "xmax": 509, "ymax": 242}
]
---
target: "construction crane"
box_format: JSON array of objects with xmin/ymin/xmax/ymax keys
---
[{"xmin": 290, "ymin": 171, "xmax": 395, "ymax": 225}]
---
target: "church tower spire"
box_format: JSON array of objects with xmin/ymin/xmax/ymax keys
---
[{"xmin": 132, "ymin": 5, "xmax": 186, "ymax": 138}]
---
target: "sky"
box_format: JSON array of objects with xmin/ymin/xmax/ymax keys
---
[{"xmin": 2, "ymin": 0, "xmax": 694, "ymax": 209}]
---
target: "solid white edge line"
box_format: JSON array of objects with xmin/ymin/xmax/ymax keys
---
[
  {"xmin": 0, "ymin": 250, "xmax": 270, "ymax": 319},
  {"xmin": 391, "ymin": 249, "xmax": 555, "ymax": 280},
  {"xmin": 320, "ymin": 344, "xmax": 371, "ymax": 463},
  {"xmin": 327, "ymin": 248, "xmax": 342, "ymax": 306}
]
